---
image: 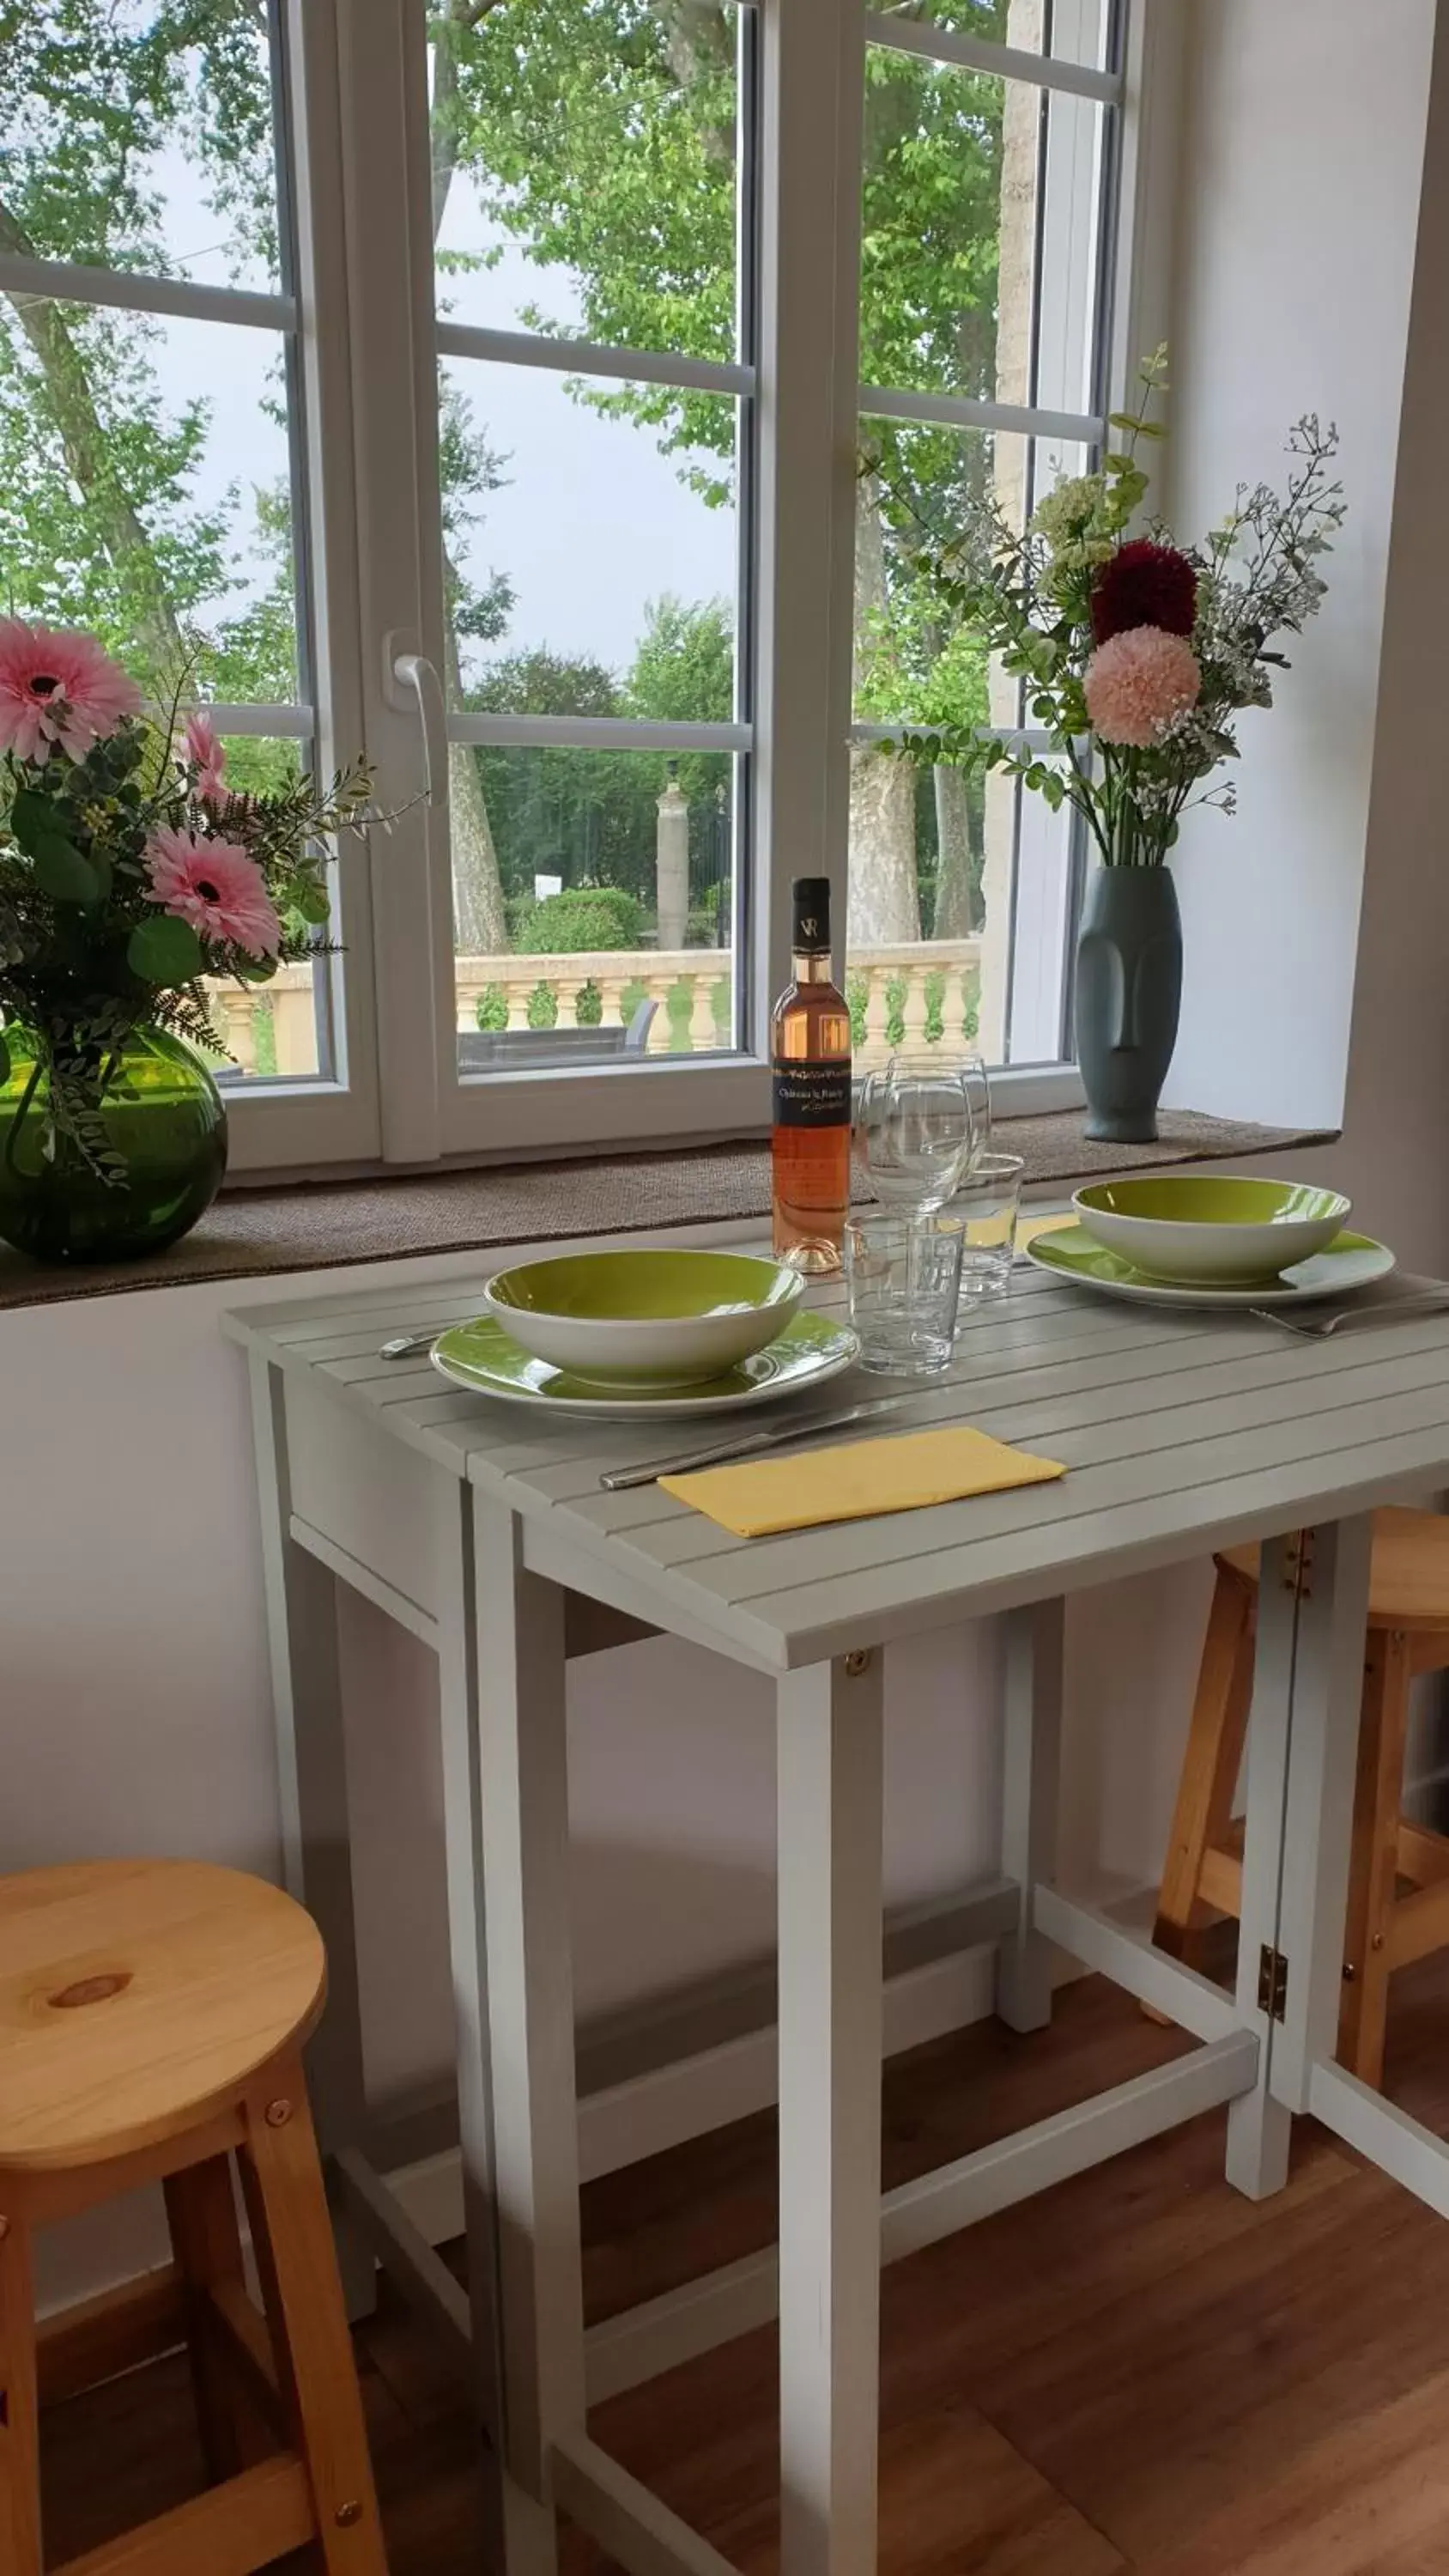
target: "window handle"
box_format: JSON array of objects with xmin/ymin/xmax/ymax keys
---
[{"xmin": 385, "ymin": 637, "xmax": 450, "ymax": 812}]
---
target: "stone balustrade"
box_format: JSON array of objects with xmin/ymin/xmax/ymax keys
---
[
  {"xmin": 454, "ymin": 949, "xmax": 728, "ymax": 1057},
  {"xmin": 206, "ymin": 937, "xmax": 983, "ymax": 1075}
]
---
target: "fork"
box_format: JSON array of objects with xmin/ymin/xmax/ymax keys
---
[{"xmin": 1252, "ymin": 1291, "xmax": 1449, "ymax": 1340}]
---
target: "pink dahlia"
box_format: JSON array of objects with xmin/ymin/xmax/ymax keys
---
[
  {"xmin": 183, "ymin": 708, "xmax": 229, "ymax": 804},
  {"xmin": 144, "ymin": 826, "xmax": 282, "ymax": 959},
  {"xmin": 1084, "ymin": 626, "xmax": 1202, "ymax": 749},
  {"xmin": 1090, "ymin": 539, "xmax": 1197, "ymax": 645},
  {"xmin": 0, "ymin": 619, "xmax": 142, "ymax": 762}
]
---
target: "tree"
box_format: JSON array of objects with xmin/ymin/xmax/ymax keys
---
[
  {"xmin": 0, "ymin": 7, "xmax": 286, "ymax": 699},
  {"xmin": 433, "ymin": 0, "xmax": 1010, "ymax": 948},
  {"xmin": 0, "ymin": 2, "xmax": 517, "ymax": 927},
  {"xmin": 2, "ymin": 1, "xmax": 1015, "ymax": 970},
  {"xmin": 464, "ymin": 608, "xmax": 731, "ymax": 916}
]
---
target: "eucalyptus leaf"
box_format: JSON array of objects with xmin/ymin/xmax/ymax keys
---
[
  {"xmin": 33, "ymin": 835, "xmax": 104, "ymax": 904},
  {"xmin": 293, "ymin": 883, "xmax": 331, "ymax": 926},
  {"xmin": 9, "ymin": 786, "xmax": 67, "ymax": 858},
  {"xmin": 127, "ymin": 913, "xmax": 206, "ymax": 985}
]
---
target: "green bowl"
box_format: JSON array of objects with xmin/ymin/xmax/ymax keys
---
[
  {"xmin": 1073, "ymin": 1175, "xmax": 1352, "ymax": 1285},
  {"xmin": 483, "ymin": 1246, "xmax": 804, "ymax": 1386}
]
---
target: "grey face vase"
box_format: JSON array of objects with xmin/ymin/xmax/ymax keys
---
[{"xmin": 1074, "ymin": 862, "xmax": 1183, "ymax": 1145}]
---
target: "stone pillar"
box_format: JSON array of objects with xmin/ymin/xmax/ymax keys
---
[{"xmin": 655, "ymin": 769, "xmax": 690, "ymax": 952}]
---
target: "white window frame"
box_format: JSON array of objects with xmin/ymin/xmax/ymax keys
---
[
  {"xmin": 360, "ymin": 0, "xmax": 1151, "ymax": 1163},
  {"xmin": 3, "ymin": 0, "xmax": 1171, "ymax": 1176},
  {"xmin": 0, "ymin": 0, "xmax": 385, "ymax": 1174}
]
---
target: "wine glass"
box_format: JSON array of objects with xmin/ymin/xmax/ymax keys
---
[{"xmin": 854, "ymin": 1054, "xmax": 979, "ymax": 1213}]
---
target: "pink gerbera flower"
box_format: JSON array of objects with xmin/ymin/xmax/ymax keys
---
[
  {"xmin": 183, "ymin": 708, "xmax": 229, "ymax": 805},
  {"xmin": 0, "ymin": 619, "xmax": 142, "ymax": 762},
  {"xmin": 1084, "ymin": 626, "xmax": 1202, "ymax": 749},
  {"xmin": 144, "ymin": 826, "xmax": 282, "ymax": 959}
]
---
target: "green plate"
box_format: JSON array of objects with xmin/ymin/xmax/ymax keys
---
[
  {"xmin": 431, "ymin": 1307, "xmax": 862, "ymax": 1418},
  {"xmin": 1025, "ymin": 1224, "xmax": 1396, "ymax": 1310}
]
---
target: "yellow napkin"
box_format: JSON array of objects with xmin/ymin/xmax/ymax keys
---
[
  {"xmin": 1015, "ymin": 1211, "xmax": 1078, "ymax": 1254},
  {"xmin": 661, "ymin": 1424, "xmax": 1065, "ymax": 1540}
]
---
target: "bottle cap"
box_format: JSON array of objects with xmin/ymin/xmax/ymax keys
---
[{"xmin": 791, "ymin": 877, "xmax": 832, "ymax": 954}]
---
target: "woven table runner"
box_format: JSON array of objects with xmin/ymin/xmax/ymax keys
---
[{"xmin": 0, "ymin": 1108, "xmax": 1335, "ymax": 1312}]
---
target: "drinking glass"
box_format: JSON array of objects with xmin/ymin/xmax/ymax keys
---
[
  {"xmin": 854, "ymin": 1056, "xmax": 979, "ymax": 1214},
  {"xmin": 844, "ymin": 1212, "xmax": 965, "ymax": 1376},
  {"xmin": 945, "ymin": 1151, "xmax": 1026, "ymax": 1302}
]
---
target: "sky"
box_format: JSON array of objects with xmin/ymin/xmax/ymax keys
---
[{"xmin": 150, "ymin": 131, "xmax": 737, "ymax": 696}]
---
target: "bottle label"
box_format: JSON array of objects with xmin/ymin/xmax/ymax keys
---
[{"xmin": 772, "ymin": 1059, "xmax": 852, "ymax": 1128}]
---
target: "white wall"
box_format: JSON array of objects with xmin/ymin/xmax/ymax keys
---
[{"xmin": 1163, "ymin": 0, "xmax": 1438, "ymax": 1146}]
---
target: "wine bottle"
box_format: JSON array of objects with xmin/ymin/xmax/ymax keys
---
[{"xmin": 771, "ymin": 875, "xmax": 852, "ymax": 1274}]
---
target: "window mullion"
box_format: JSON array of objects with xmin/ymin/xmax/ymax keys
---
[
  {"xmin": 331, "ymin": 0, "xmax": 446, "ymax": 1165},
  {"xmin": 753, "ymin": 0, "xmax": 865, "ymax": 1048}
]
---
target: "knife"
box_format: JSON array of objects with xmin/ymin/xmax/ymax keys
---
[{"xmin": 599, "ymin": 1394, "xmax": 914, "ymax": 1492}]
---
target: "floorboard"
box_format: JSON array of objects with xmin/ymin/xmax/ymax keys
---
[{"xmin": 35, "ymin": 1956, "xmax": 1449, "ymax": 2574}]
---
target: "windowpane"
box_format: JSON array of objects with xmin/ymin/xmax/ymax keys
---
[
  {"xmin": 451, "ymin": 748, "xmax": 738, "ymax": 1072},
  {"xmin": 0, "ymin": 304, "xmax": 300, "ymax": 703},
  {"xmin": 845, "ymin": 772, "xmax": 1076, "ymax": 1073},
  {"xmin": 861, "ymin": 51, "xmax": 1106, "ymax": 414},
  {"xmin": 849, "ymin": 429, "xmax": 1088, "ymax": 1066},
  {"xmin": 203, "ymin": 734, "xmax": 327, "ymax": 1084},
  {"xmin": 882, "ymin": 2, "xmax": 1113, "ymax": 70},
  {"xmin": 440, "ymin": 365, "xmax": 738, "ymax": 718},
  {"xmin": 429, "ymin": 1, "xmax": 742, "ymax": 364},
  {"xmin": 854, "ymin": 427, "xmax": 1090, "ymax": 724},
  {"xmin": 5, "ymin": 3, "xmax": 285, "ymax": 290}
]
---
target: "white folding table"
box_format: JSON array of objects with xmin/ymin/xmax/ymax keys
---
[{"xmin": 227, "ymin": 1230, "xmax": 1449, "ymax": 2576}]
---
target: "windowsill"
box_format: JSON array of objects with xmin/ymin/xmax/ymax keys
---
[{"xmin": 0, "ymin": 1109, "xmax": 1337, "ymax": 1313}]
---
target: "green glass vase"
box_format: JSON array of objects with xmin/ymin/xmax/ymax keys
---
[{"xmin": 0, "ymin": 1025, "xmax": 228, "ymax": 1265}]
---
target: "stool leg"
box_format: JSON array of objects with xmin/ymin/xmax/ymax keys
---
[
  {"xmin": 1155, "ymin": 1567, "xmax": 1254, "ymax": 1964},
  {"xmin": 164, "ymin": 2155, "xmax": 267, "ymax": 2480},
  {"xmin": 0, "ymin": 2211, "xmax": 40, "ymax": 2576},
  {"xmin": 238, "ymin": 2063, "xmax": 387, "ymax": 2576},
  {"xmin": 1337, "ymin": 1629, "xmax": 1410, "ymax": 2090}
]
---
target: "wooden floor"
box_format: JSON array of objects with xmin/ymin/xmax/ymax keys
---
[{"xmin": 38, "ymin": 1955, "xmax": 1449, "ymax": 2575}]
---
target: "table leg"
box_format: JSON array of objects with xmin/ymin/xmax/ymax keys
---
[
  {"xmin": 433, "ymin": 1476, "xmax": 508, "ymax": 2567},
  {"xmin": 1223, "ymin": 1533, "xmax": 1296, "ymax": 2201},
  {"xmin": 247, "ymin": 1354, "xmax": 373, "ymax": 2316},
  {"xmin": 471, "ymin": 1495, "xmax": 586, "ymax": 2576},
  {"xmin": 994, "ymin": 1601, "xmax": 1064, "ymax": 2034},
  {"xmin": 1268, "ymin": 1515, "xmax": 1374, "ymax": 2118},
  {"xmin": 777, "ymin": 1649, "xmax": 885, "ymax": 2576}
]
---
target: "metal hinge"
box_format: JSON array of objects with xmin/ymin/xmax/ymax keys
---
[
  {"xmin": 1282, "ymin": 1529, "xmax": 1315, "ymax": 1598},
  {"xmin": 1258, "ymin": 1942, "xmax": 1288, "ymax": 2020}
]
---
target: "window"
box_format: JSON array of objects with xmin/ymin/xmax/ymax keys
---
[
  {"xmin": 848, "ymin": 3, "xmax": 1120, "ymax": 1079},
  {"xmin": 0, "ymin": 0, "xmax": 377, "ymax": 1164},
  {"xmin": 1, "ymin": 0, "xmax": 1137, "ymax": 1174}
]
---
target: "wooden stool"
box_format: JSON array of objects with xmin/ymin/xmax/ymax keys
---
[
  {"xmin": 1153, "ymin": 1508, "xmax": 1449, "ymax": 2088},
  {"xmin": 0, "ymin": 1860, "xmax": 387, "ymax": 2576}
]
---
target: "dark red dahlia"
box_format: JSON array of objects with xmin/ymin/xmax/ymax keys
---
[{"xmin": 1090, "ymin": 539, "xmax": 1197, "ymax": 646}]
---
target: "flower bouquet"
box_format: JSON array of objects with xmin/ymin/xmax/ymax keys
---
[
  {"xmin": 0, "ymin": 621, "xmax": 371, "ymax": 1261},
  {"xmin": 882, "ymin": 348, "xmax": 1345, "ymax": 1139}
]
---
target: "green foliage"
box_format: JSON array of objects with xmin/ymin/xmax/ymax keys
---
[
  {"xmin": 127, "ymin": 911, "xmax": 204, "ymax": 983},
  {"xmin": 464, "ymin": 600, "xmax": 732, "ymax": 910},
  {"xmin": 0, "ymin": 699, "xmax": 371, "ymax": 1179},
  {"xmin": 475, "ymin": 982, "xmax": 508, "ymax": 1032},
  {"xmin": 882, "ymin": 350, "xmax": 1345, "ymax": 870},
  {"xmin": 514, "ymin": 887, "xmax": 645, "ymax": 954},
  {"xmin": 623, "ymin": 597, "xmax": 732, "ymax": 726},
  {"xmin": 433, "ymin": 0, "xmax": 1009, "ymax": 872}
]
